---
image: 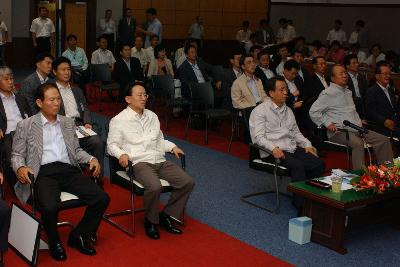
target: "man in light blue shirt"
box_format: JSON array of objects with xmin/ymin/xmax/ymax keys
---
[
  {"xmin": 62, "ymin": 34, "xmax": 89, "ymax": 92},
  {"xmin": 141, "ymin": 8, "xmax": 162, "ymax": 48}
]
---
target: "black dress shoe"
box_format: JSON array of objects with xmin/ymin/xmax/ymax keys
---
[
  {"xmin": 89, "ymin": 233, "xmax": 97, "ymax": 245},
  {"xmin": 49, "ymin": 242, "xmax": 67, "ymax": 261},
  {"xmin": 68, "ymin": 234, "xmax": 96, "ymax": 255},
  {"xmin": 159, "ymin": 212, "xmax": 182, "ymax": 234},
  {"xmin": 144, "ymin": 218, "xmax": 160, "ymax": 240}
]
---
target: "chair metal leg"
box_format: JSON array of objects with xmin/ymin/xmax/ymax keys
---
[
  {"xmin": 185, "ymin": 114, "xmax": 191, "ymax": 139},
  {"xmin": 241, "ymin": 166, "xmax": 291, "ymax": 214},
  {"xmin": 228, "ymin": 114, "xmax": 237, "ymax": 152},
  {"xmin": 103, "ymin": 179, "xmax": 137, "ymax": 237},
  {"xmin": 205, "ymin": 116, "xmax": 209, "ymax": 145}
]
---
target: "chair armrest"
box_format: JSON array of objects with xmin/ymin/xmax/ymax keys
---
[
  {"xmin": 249, "ymin": 143, "xmax": 281, "ymax": 165},
  {"xmin": 167, "ymin": 151, "xmax": 186, "ymax": 170}
]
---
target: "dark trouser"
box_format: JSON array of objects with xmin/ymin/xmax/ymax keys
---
[
  {"xmin": 132, "ymin": 161, "xmax": 195, "ymax": 224},
  {"xmin": 35, "ymin": 37, "xmax": 51, "ymax": 55},
  {"xmin": 103, "ymin": 33, "xmax": 115, "ymax": 53},
  {"xmin": 0, "ymin": 200, "xmax": 10, "ymax": 252},
  {"xmin": 279, "ymin": 148, "xmax": 325, "ymax": 208},
  {"xmin": 72, "ymin": 67, "xmax": 90, "ymax": 98},
  {"xmin": 0, "ymin": 45, "xmax": 5, "ymax": 65},
  {"xmin": 0, "ymin": 133, "xmax": 18, "ymax": 193},
  {"xmin": 35, "ymin": 162, "xmax": 109, "ymax": 245},
  {"xmin": 79, "ymin": 135, "xmax": 105, "ymax": 180}
]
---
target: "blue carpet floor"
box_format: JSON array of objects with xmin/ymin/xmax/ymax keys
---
[{"xmin": 91, "ymin": 112, "xmax": 400, "ymax": 267}]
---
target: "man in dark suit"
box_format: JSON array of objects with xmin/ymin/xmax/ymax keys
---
[
  {"xmin": 345, "ymin": 54, "xmax": 368, "ymax": 119},
  {"xmin": 19, "ymin": 53, "xmax": 53, "ymax": 112},
  {"xmin": 177, "ymin": 44, "xmax": 222, "ymax": 98},
  {"xmin": 282, "ymin": 59, "xmax": 304, "ymax": 110},
  {"xmin": 254, "ymin": 19, "xmax": 275, "ymax": 45},
  {"xmin": 52, "ymin": 57, "xmax": 105, "ymax": 183},
  {"xmin": 114, "ymin": 44, "xmax": 144, "ymax": 102},
  {"xmin": 0, "ymin": 66, "xmax": 32, "ymax": 191},
  {"xmin": 254, "ymin": 49, "xmax": 275, "ymax": 90},
  {"xmin": 221, "ymin": 50, "xmax": 242, "ymax": 108},
  {"xmin": 11, "ymin": 83, "xmax": 109, "ymax": 261},
  {"xmin": 118, "ymin": 8, "xmax": 136, "ymax": 47},
  {"xmin": 365, "ymin": 61, "xmax": 400, "ymax": 137},
  {"xmin": 304, "ymin": 56, "xmax": 330, "ymax": 112}
]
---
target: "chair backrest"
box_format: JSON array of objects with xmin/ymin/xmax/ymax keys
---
[
  {"xmin": 151, "ymin": 75, "xmax": 175, "ymax": 97},
  {"xmin": 189, "ymin": 82, "xmax": 214, "ymax": 110},
  {"xmin": 92, "ymin": 63, "xmax": 112, "ymax": 82}
]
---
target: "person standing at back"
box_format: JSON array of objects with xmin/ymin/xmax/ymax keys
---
[
  {"xmin": 139, "ymin": 8, "xmax": 163, "ymax": 48},
  {"xmin": 98, "ymin": 9, "xmax": 116, "ymax": 53},
  {"xmin": 30, "ymin": 6, "xmax": 55, "ymax": 56},
  {"xmin": 118, "ymin": 8, "xmax": 136, "ymax": 47},
  {"xmin": 0, "ymin": 12, "xmax": 8, "ymax": 65}
]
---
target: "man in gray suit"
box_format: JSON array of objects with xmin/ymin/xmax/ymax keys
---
[
  {"xmin": 19, "ymin": 53, "xmax": 53, "ymax": 113},
  {"xmin": 11, "ymin": 83, "xmax": 109, "ymax": 261}
]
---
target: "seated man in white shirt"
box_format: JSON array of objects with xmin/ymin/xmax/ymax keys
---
[
  {"xmin": 91, "ymin": 35, "xmax": 116, "ymax": 72},
  {"xmin": 107, "ymin": 82, "xmax": 194, "ymax": 240},
  {"xmin": 250, "ymin": 76, "xmax": 324, "ymax": 210},
  {"xmin": 131, "ymin": 35, "xmax": 151, "ymax": 75},
  {"xmin": 274, "ymin": 44, "xmax": 289, "ymax": 76}
]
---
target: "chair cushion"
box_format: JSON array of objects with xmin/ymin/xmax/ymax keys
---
[
  {"xmin": 60, "ymin": 192, "xmax": 79, "ymax": 202},
  {"xmin": 58, "ymin": 192, "xmax": 83, "ymax": 210},
  {"xmin": 116, "ymin": 171, "xmax": 171, "ymax": 187},
  {"xmin": 116, "ymin": 171, "xmax": 173, "ymax": 195},
  {"xmin": 250, "ymin": 158, "xmax": 289, "ymax": 176}
]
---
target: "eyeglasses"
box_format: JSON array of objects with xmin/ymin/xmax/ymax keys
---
[{"xmin": 135, "ymin": 94, "xmax": 149, "ymax": 98}]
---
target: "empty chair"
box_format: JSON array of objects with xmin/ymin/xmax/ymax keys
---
[{"xmin": 185, "ymin": 82, "xmax": 231, "ymax": 144}]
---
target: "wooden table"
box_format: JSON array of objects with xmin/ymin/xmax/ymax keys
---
[{"xmin": 288, "ymin": 181, "xmax": 400, "ymax": 254}]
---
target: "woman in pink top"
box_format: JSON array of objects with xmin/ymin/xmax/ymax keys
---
[{"xmin": 326, "ymin": 40, "xmax": 345, "ymax": 64}]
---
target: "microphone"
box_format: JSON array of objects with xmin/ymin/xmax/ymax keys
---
[{"xmin": 343, "ymin": 120, "xmax": 369, "ymax": 134}]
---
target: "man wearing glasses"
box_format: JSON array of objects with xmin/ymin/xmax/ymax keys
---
[
  {"xmin": 107, "ymin": 82, "xmax": 194, "ymax": 240},
  {"xmin": 365, "ymin": 61, "xmax": 400, "ymax": 137}
]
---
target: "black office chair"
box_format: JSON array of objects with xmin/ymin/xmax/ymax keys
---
[
  {"xmin": 185, "ymin": 82, "xmax": 232, "ymax": 144},
  {"xmin": 28, "ymin": 173, "xmax": 88, "ymax": 228},
  {"xmin": 103, "ymin": 155, "xmax": 186, "ymax": 237},
  {"xmin": 239, "ymin": 112, "xmax": 290, "ymax": 213},
  {"xmin": 151, "ymin": 75, "xmax": 190, "ymax": 131},
  {"xmin": 91, "ymin": 63, "xmax": 120, "ymax": 112}
]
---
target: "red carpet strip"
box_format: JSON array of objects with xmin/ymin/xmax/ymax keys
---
[{"xmin": 5, "ymin": 179, "xmax": 293, "ymax": 267}]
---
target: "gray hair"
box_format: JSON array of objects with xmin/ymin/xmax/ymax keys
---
[{"xmin": 0, "ymin": 66, "xmax": 13, "ymax": 79}]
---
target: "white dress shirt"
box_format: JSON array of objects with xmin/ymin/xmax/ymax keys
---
[
  {"xmin": 316, "ymin": 73, "xmax": 329, "ymax": 89},
  {"xmin": 349, "ymin": 72, "xmax": 361, "ymax": 98},
  {"xmin": 56, "ymin": 82, "xmax": 80, "ymax": 119},
  {"xmin": 131, "ymin": 47, "xmax": 151, "ymax": 69},
  {"xmin": 259, "ymin": 66, "xmax": 275, "ymax": 79},
  {"xmin": 189, "ymin": 61, "xmax": 206, "ymax": 83},
  {"xmin": 91, "ymin": 48, "xmax": 116, "ymax": 65},
  {"xmin": 0, "ymin": 21, "xmax": 8, "ymax": 45},
  {"xmin": 99, "ymin": 18, "xmax": 116, "ymax": 35},
  {"xmin": 284, "ymin": 78, "xmax": 299, "ymax": 101},
  {"xmin": 41, "ymin": 113, "xmax": 71, "ymax": 165},
  {"xmin": 30, "ymin": 17, "xmax": 55, "ymax": 37},
  {"xmin": 250, "ymin": 99, "xmax": 311, "ymax": 158},
  {"xmin": 377, "ymin": 82, "xmax": 393, "ymax": 106},
  {"xmin": 107, "ymin": 107, "xmax": 176, "ymax": 166},
  {"xmin": 0, "ymin": 92, "xmax": 23, "ymax": 134},
  {"xmin": 36, "ymin": 71, "xmax": 48, "ymax": 84},
  {"xmin": 326, "ymin": 29, "xmax": 347, "ymax": 44}
]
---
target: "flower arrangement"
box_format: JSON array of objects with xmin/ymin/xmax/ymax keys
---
[{"xmin": 351, "ymin": 158, "xmax": 400, "ymax": 194}]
